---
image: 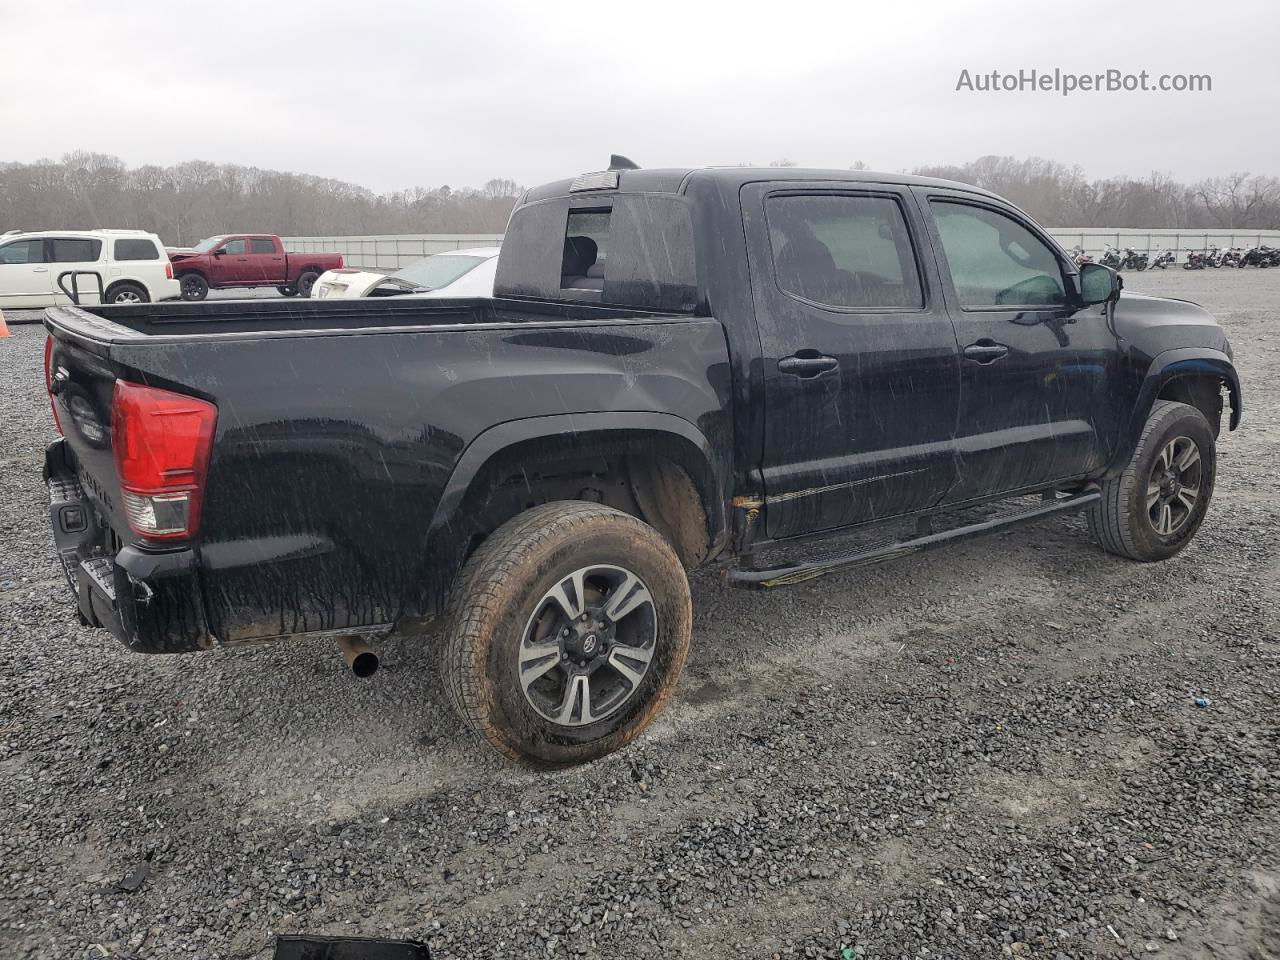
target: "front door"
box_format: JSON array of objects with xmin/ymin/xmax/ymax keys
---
[
  {"xmin": 743, "ymin": 182, "xmax": 962, "ymax": 540},
  {"xmin": 209, "ymin": 237, "xmax": 248, "ymax": 285},
  {"xmin": 0, "ymin": 238, "xmax": 52, "ymax": 307},
  {"xmin": 914, "ymin": 189, "xmax": 1123, "ymax": 503}
]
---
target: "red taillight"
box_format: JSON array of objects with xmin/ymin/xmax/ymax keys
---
[
  {"xmin": 111, "ymin": 381, "xmax": 217, "ymax": 540},
  {"xmin": 44, "ymin": 336, "xmax": 63, "ymax": 435},
  {"xmin": 165, "ymin": 261, "xmax": 174, "ymax": 280},
  {"xmin": 337, "ymin": 255, "xmax": 344, "ymax": 268}
]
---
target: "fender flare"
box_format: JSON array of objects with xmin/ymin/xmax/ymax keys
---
[
  {"xmin": 1111, "ymin": 348, "xmax": 1241, "ymax": 473},
  {"xmin": 419, "ymin": 411, "xmax": 727, "ymax": 607}
]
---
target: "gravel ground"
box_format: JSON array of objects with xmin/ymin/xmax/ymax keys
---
[{"xmin": 1, "ymin": 270, "xmax": 1277, "ymax": 960}]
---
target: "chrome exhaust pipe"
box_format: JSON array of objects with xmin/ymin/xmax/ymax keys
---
[{"xmin": 336, "ymin": 635, "xmax": 378, "ymax": 678}]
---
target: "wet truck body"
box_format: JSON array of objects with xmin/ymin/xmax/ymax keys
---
[{"xmin": 43, "ymin": 164, "xmax": 1240, "ymax": 761}]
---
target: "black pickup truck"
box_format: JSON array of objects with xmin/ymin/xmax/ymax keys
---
[{"xmin": 42, "ymin": 162, "xmax": 1241, "ymax": 765}]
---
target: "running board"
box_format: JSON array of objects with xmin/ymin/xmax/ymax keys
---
[{"xmin": 726, "ymin": 490, "xmax": 1101, "ymax": 589}]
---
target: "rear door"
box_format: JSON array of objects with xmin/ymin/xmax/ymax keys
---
[
  {"xmin": 0, "ymin": 238, "xmax": 52, "ymax": 306},
  {"xmin": 742, "ymin": 181, "xmax": 962, "ymax": 540},
  {"xmin": 48, "ymin": 236, "xmax": 105, "ymax": 305},
  {"xmin": 913, "ymin": 189, "xmax": 1121, "ymax": 503},
  {"xmin": 248, "ymin": 236, "xmax": 287, "ymax": 283}
]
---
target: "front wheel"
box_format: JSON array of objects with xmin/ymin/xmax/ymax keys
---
[
  {"xmin": 441, "ymin": 501, "xmax": 692, "ymax": 766},
  {"xmin": 179, "ymin": 274, "xmax": 209, "ymax": 301},
  {"xmin": 1087, "ymin": 400, "xmax": 1216, "ymax": 562}
]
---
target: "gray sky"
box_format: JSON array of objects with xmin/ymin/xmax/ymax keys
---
[{"xmin": 3, "ymin": 0, "xmax": 1277, "ymax": 191}]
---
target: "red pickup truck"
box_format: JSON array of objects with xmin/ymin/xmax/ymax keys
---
[{"xmin": 167, "ymin": 234, "xmax": 343, "ymax": 300}]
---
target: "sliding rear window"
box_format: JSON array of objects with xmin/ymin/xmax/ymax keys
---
[{"xmin": 499, "ymin": 195, "xmax": 697, "ymax": 312}]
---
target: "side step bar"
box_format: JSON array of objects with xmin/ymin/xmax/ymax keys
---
[{"xmin": 726, "ymin": 490, "xmax": 1101, "ymax": 590}]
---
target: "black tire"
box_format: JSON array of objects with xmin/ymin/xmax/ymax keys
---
[
  {"xmin": 1087, "ymin": 400, "xmax": 1216, "ymax": 562},
  {"xmin": 179, "ymin": 273, "xmax": 209, "ymax": 301},
  {"xmin": 105, "ymin": 282, "xmax": 149, "ymax": 304},
  {"xmin": 442, "ymin": 501, "xmax": 692, "ymax": 766},
  {"xmin": 276, "ymin": 284, "xmax": 298, "ymax": 297},
  {"xmin": 296, "ymin": 271, "xmax": 320, "ymax": 298}
]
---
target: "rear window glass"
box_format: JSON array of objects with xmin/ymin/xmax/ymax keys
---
[
  {"xmin": 250, "ymin": 238, "xmax": 276, "ymax": 254},
  {"xmin": 49, "ymin": 238, "xmax": 102, "ymax": 263},
  {"xmin": 114, "ymin": 238, "xmax": 159, "ymax": 260},
  {"xmin": 561, "ymin": 210, "xmax": 610, "ymax": 291}
]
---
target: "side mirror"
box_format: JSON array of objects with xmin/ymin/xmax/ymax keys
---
[
  {"xmin": 212, "ymin": 248, "xmax": 226, "ymax": 256},
  {"xmin": 1078, "ymin": 262, "xmax": 1121, "ymax": 306}
]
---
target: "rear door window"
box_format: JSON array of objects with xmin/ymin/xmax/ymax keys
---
[
  {"xmin": 250, "ymin": 238, "xmax": 276, "ymax": 254},
  {"xmin": 765, "ymin": 194, "xmax": 923, "ymax": 310},
  {"xmin": 114, "ymin": 238, "xmax": 159, "ymax": 260},
  {"xmin": 49, "ymin": 237, "xmax": 103, "ymax": 263}
]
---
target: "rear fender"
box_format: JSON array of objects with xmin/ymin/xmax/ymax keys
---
[{"xmin": 419, "ymin": 412, "xmax": 726, "ymax": 612}]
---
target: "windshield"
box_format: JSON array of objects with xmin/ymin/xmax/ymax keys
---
[
  {"xmin": 391, "ymin": 253, "xmax": 486, "ymax": 290},
  {"xmin": 191, "ymin": 236, "xmax": 225, "ymax": 253}
]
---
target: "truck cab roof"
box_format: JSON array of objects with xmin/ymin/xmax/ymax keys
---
[{"xmin": 521, "ymin": 165, "xmax": 1006, "ymax": 205}]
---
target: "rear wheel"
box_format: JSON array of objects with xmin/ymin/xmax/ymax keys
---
[
  {"xmin": 105, "ymin": 282, "xmax": 149, "ymax": 304},
  {"xmin": 179, "ymin": 274, "xmax": 208, "ymax": 301},
  {"xmin": 296, "ymin": 271, "xmax": 320, "ymax": 298},
  {"xmin": 442, "ymin": 501, "xmax": 691, "ymax": 766},
  {"xmin": 276, "ymin": 284, "xmax": 298, "ymax": 297},
  {"xmin": 1087, "ymin": 400, "xmax": 1216, "ymax": 561}
]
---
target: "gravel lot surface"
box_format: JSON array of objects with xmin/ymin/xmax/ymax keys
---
[{"xmin": 2, "ymin": 271, "xmax": 1277, "ymax": 960}]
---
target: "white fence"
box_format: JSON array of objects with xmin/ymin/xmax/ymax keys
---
[
  {"xmin": 285, "ymin": 227, "xmax": 1280, "ymax": 272},
  {"xmin": 281, "ymin": 234, "xmax": 503, "ymax": 271},
  {"xmin": 1046, "ymin": 228, "xmax": 1280, "ymax": 257}
]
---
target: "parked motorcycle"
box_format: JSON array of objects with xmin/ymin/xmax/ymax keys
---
[
  {"xmin": 1218, "ymin": 247, "xmax": 1244, "ymax": 268},
  {"xmin": 1183, "ymin": 246, "xmax": 1220, "ymax": 270},
  {"xmin": 1150, "ymin": 248, "xmax": 1176, "ymax": 270},
  {"xmin": 1099, "ymin": 244, "xmax": 1123, "ymax": 269},
  {"xmin": 1069, "ymin": 245, "xmax": 1093, "ymax": 267},
  {"xmin": 1118, "ymin": 247, "xmax": 1149, "ymax": 271}
]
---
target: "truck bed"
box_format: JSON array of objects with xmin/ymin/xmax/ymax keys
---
[{"xmin": 43, "ymin": 294, "xmax": 732, "ymax": 652}]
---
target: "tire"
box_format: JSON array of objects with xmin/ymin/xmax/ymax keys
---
[
  {"xmin": 442, "ymin": 501, "xmax": 692, "ymax": 766},
  {"xmin": 1087, "ymin": 400, "xmax": 1216, "ymax": 562},
  {"xmin": 105, "ymin": 282, "xmax": 149, "ymax": 304},
  {"xmin": 277, "ymin": 284, "xmax": 298, "ymax": 297},
  {"xmin": 179, "ymin": 273, "xmax": 209, "ymax": 301},
  {"xmin": 296, "ymin": 271, "xmax": 320, "ymax": 298}
]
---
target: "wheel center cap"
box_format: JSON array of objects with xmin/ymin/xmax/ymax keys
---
[{"xmin": 582, "ymin": 634, "xmax": 599, "ymax": 655}]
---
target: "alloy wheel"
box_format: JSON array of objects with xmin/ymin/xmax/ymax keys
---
[{"xmin": 1146, "ymin": 435, "xmax": 1202, "ymax": 537}]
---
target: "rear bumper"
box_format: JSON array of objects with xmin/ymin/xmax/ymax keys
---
[{"xmin": 45, "ymin": 439, "xmax": 213, "ymax": 653}]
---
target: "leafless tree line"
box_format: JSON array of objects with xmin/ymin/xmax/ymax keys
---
[
  {"xmin": 0, "ymin": 152, "xmax": 524, "ymax": 244},
  {"xmin": 2, "ymin": 152, "xmax": 1278, "ymax": 245}
]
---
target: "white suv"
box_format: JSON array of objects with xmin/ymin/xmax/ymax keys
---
[{"xmin": 0, "ymin": 229, "xmax": 181, "ymax": 308}]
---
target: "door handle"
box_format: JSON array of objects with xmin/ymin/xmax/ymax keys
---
[
  {"xmin": 778, "ymin": 353, "xmax": 839, "ymax": 378},
  {"xmin": 962, "ymin": 341, "xmax": 1010, "ymax": 363},
  {"xmin": 33, "ymin": 267, "xmax": 48, "ymax": 273}
]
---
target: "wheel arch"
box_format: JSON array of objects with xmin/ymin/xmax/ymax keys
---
[
  {"xmin": 1111, "ymin": 349, "xmax": 1241, "ymax": 474},
  {"xmin": 419, "ymin": 412, "xmax": 728, "ymax": 613},
  {"xmin": 103, "ymin": 278, "xmax": 148, "ymax": 301}
]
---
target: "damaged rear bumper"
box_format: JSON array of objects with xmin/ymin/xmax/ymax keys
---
[{"xmin": 45, "ymin": 438, "xmax": 213, "ymax": 653}]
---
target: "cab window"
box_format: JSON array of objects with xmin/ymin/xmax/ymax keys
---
[
  {"xmin": 930, "ymin": 201, "xmax": 1065, "ymax": 307},
  {"xmin": 765, "ymin": 194, "xmax": 924, "ymax": 310},
  {"xmin": 250, "ymin": 238, "xmax": 276, "ymax": 254},
  {"xmin": 222, "ymin": 239, "xmax": 247, "ymax": 255}
]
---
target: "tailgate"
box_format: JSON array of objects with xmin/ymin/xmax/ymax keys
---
[{"xmin": 43, "ymin": 311, "xmax": 215, "ymax": 652}]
